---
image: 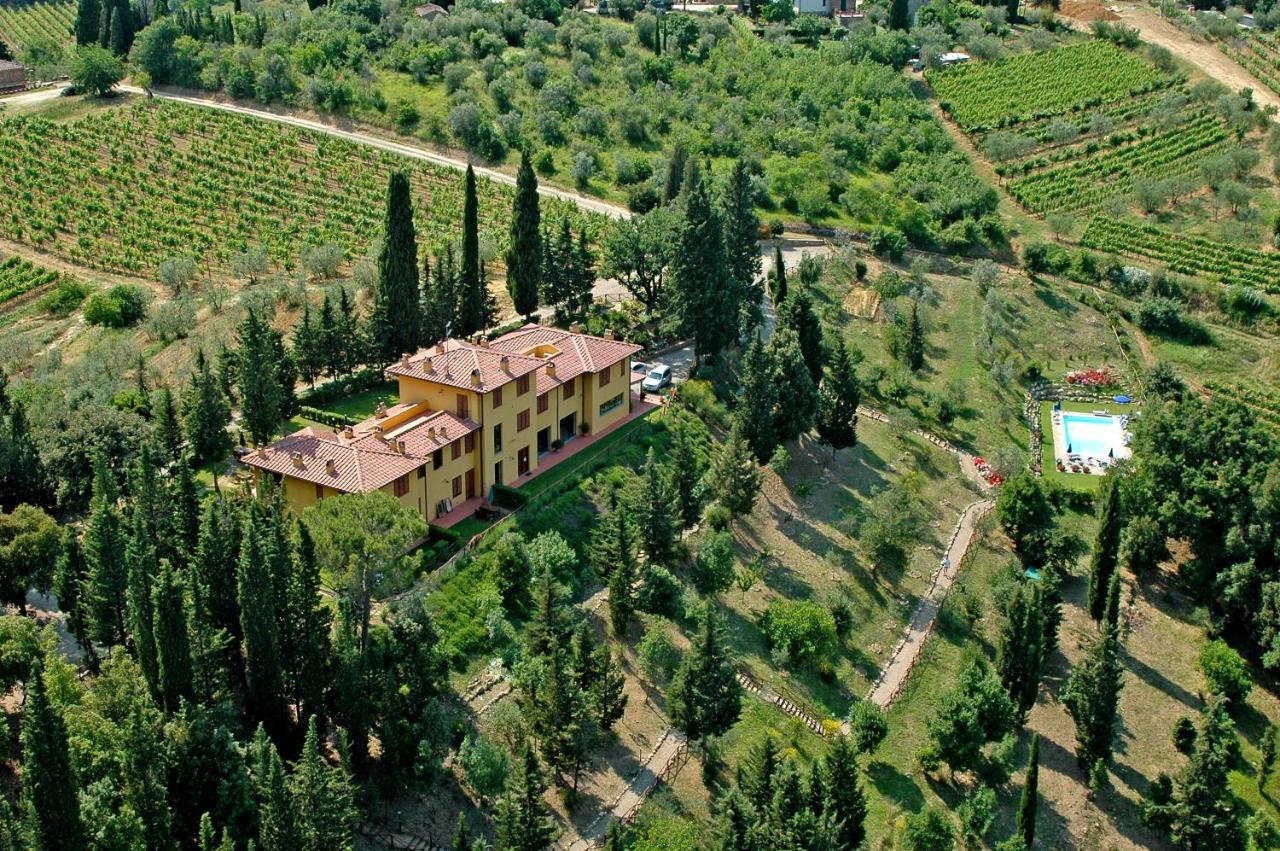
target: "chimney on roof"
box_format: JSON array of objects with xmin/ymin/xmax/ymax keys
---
[
  {"xmin": 470, "ymin": 368, "xmax": 482, "ymax": 386},
  {"xmin": 435, "ymin": 342, "xmax": 445, "ymax": 354},
  {"xmin": 605, "ymin": 329, "xmax": 616, "ymax": 340},
  {"xmin": 441, "ymin": 426, "xmax": 449, "ymax": 438},
  {"xmin": 569, "ymin": 322, "xmax": 581, "ymax": 334},
  {"xmin": 546, "ymin": 361, "xmax": 556, "ymax": 379},
  {"xmin": 342, "ymin": 426, "xmax": 354, "ymax": 440},
  {"xmin": 255, "ymin": 446, "xmax": 267, "ymax": 458},
  {"xmin": 373, "ymin": 425, "xmax": 385, "ymax": 442},
  {"xmin": 325, "ymin": 459, "xmax": 336, "ymax": 476},
  {"xmin": 291, "ymin": 451, "xmax": 304, "ymax": 468},
  {"xmin": 375, "ymin": 402, "xmax": 387, "ymax": 419},
  {"xmin": 500, "ymin": 355, "xmax": 511, "ymax": 374},
  {"xmin": 396, "ymin": 439, "xmax": 406, "ymax": 454},
  {"xmin": 427, "ymin": 426, "xmax": 436, "ymax": 440},
  {"xmin": 479, "ymin": 338, "xmax": 490, "ymax": 348},
  {"xmin": 423, "ymin": 356, "xmax": 434, "ymax": 374}
]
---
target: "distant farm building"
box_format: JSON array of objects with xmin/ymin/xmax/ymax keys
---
[
  {"xmin": 414, "ymin": 3, "xmax": 447, "ymax": 19},
  {"xmin": 0, "ymin": 59, "xmax": 25, "ymax": 92}
]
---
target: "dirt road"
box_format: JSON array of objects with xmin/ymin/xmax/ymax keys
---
[{"xmin": 1070, "ymin": 3, "xmax": 1280, "ymax": 111}]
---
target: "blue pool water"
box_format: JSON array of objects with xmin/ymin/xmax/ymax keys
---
[{"xmin": 1061, "ymin": 413, "xmax": 1123, "ymax": 458}]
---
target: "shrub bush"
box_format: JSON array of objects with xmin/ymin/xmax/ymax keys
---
[
  {"xmin": 83, "ymin": 284, "xmax": 148, "ymax": 327},
  {"xmin": 638, "ymin": 621, "xmax": 682, "ymax": 681},
  {"xmin": 1198, "ymin": 639, "xmax": 1252, "ymax": 709},
  {"xmin": 759, "ymin": 599, "xmax": 837, "ymax": 666},
  {"xmin": 36, "ymin": 278, "xmax": 91, "ymax": 316},
  {"xmin": 491, "ymin": 483, "xmax": 528, "ymax": 510}
]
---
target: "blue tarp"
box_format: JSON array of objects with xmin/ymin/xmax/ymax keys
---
[
  {"xmin": 1114, "ymin": 395, "xmax": 1132, "ymax": 404},
  {"xmin": 1025, "ymin": 568, "xmax": 1042, "ymax": 581}
]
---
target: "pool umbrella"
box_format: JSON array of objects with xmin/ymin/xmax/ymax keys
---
[
  {"xmin": 1067, "ymin": 444, "xmax": 1072, "ymax": 454},
  {"xmin": 1109, "ymin": 448, "xmax": 1114, "ymax": 458},
  {"xmin": 1114, "ymin": 395, "xmax": 1131, "ymax": 404}
]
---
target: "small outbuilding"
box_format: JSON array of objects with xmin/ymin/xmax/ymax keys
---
[
  {"xmin": 938, "ymin": 51, "xmax": 970, "ymax": 66},
  {"xmin": 0, "ymin": 60, "xmax": 26, "ymax": 92}
]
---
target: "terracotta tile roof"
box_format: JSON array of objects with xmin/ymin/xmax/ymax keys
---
[
  {"xmin": 385, "ymin": 338, "xmax": 544, "ymax": 392},
  {"xmin": 490, "ymin": 324, "xmax": 642, "ymax": 389},
  {"xmin": 243, "ymin": 403, "xmax": 478, "ymax": 493}
]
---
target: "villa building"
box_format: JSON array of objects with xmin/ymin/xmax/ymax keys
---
[{"xmin": 243, "ymin": 324, "xmax": 642, "ymax": 523}]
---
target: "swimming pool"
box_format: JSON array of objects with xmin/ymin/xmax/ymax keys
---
[{"xmin": 1061, "ymin": 413, "xmax": 1126, "ymax": 459}]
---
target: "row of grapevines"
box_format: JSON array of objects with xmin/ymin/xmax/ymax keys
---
[
  {"xmin": 929, "ymin": 40, "xmax": 1178, "ymax": 132},
  {"xmin": 0, "ymin": 101, "xmax": 602, "ymax": 280},
  {"xmin": 1006, "ymin": 115, "xmax": 1230, "ymax": 213},
  {"xmin": 970, "ymin": 87, "xmax": 1181, "ymax": 151},
  {"xmin": 1081, "ymin": 215, "xmax": 1280, "ymax": 291},
  {"xmin": 0, "ymin": 255, "xmax": 59, "ymax": 304},
  {"xmin": 1216, "ymin": 30, "xmax": 1280, "ymax": 100},
  {"xmin": 0, "ymin": 1, "xmax": 74, "ymax": 49}
]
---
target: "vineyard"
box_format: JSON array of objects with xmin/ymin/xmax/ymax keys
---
[
  {"xmin": 0, "ymin": 0, "xmax": 74, "ymax": 50},
  {"xmin": 0, "ymin": 101, "xmax": 601, "ymax": 280},
  {"xmin": 1081, "ymin": 215, "xmax": 1280, "ymax": 291},
  {"xmin": 1215, "ymin": 30, "xmax": 1280, "ymax": 99},
  {"xmin": 0, "ymin": 254, "xmax": 61, "ymax": 305},
  {"xmin": 1204, "ymin": 380, "xmax": 1280, "ymax": 431},
  {"xmin": 928, "ymin": 40, "xmax": 1178, "ymax": 132}
]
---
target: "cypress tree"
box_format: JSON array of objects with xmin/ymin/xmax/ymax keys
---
[
  {"xmin": 637, "ymin": 447, "xmax": 677, "ymax": 565},
  {"xmin": 776, "ymin": 287, "xmax": 824, "ymax": 382},
  {"xmin": 997, "ymin": 585, "xmax": 1031, "ymax": 711},
  {"xmin": 168, "ymin": 453, "xmax": 200, "ymax": 566},
  {"xmin": 258, "ymin": 745, "xmax": 297, "ymax": 851},
  {"xmin": 495, "ymin": 747, "xmax": 555, "ymax": 851},
  {"xmin": 75, "ymin": 0, "xmax": 100, "ymax": 45},
  {"xmin": 525, "ymin": 566, "xmax": 571, "ymax": 659},
  {"xmin": 107, "ymin": 0, "xmax": 131, "ymax": 54},
  {"xmin": 668, "ymin": 418, "xmax": 703, "ymax": 529},
  {"xmin": 153, "ymin": 559, "xmax": 195, "ymax": 712},
  {"xmin": 318, "ymin": 294, "xmax": 341, "ymax": 377},
  {"xmin": 54, "ymin": 529, "xmax": 98, "ymax": 669},
  {"xmin": 334, "ymin": 286, "xmax": 359, "ymax": 373},
  {"xmin": 663, "ymin": 141, "xmax": 688, "ymax": 203},
  {"xmin": 1061, "ymin": 619, "xmax": 1124, "ymax": 769},
  {"xmin": 182, "ymin": 350, "xmax": 232, "ymax": 469},
  {"xmin": 672, "ymin": 161, "xmax": 737, "ymax": 363},
  {"xmin": 0, "ymin": 374, "xmax": 49, "ymax": 511},
  {"xmin": 669, "ymin": 608, "xmax": 742, "ymax": 740},
  {"xmin": 507, "ymin": 151, "xmax": 542, "ymax": 318},
  {"xmin": 815, "ymin": 337, "xmax": 860, "ymax": 455},
  {"xmin": 238, "ymin": 510, "xmax": 290, "ymax": 743},
  {"xmin": 889, "ymin": 0, "xmax": 909, "ymax": 29},
  {"xmin": 735, "ymin": 335, "xmax": 778, "ymax": 463},
  {"xmin": 285, "ymin": 522, "xmax": 331, "ymax": 727},
  {"xmin": 769, "ymin": 328, "xmax": 817, "ymax": 443},
  {"xmin": 710, "ymin": 423, "xmax": 763, "ymax": 518},
  {"xmin": 1103, "ymin": 568, "xmax": 1122, "ymax": 636},
  {"xmin": 237, "ymin": 308, "xmax": 285, "ymax": 446},
  {"xmin": 906, "ymin": 298, "xmax": 925, "ymax": 371},
  {"xmin": 772, "ymin": 244, "xmax": 787, "ymax": 304},
  {"xmin": 451, "ymin": 814, "xmax": 470, "ymax": 851},
  {"xmin": 152, "ymin": 387, "xmax": 183, "ymax": 465},
  {"xmin": 459, "ymin": 164, "xmax": 488, "ymax": 335},
  {"xmin": 20, "ymin": 661, "xmax": 87, "ymax": 851},
  {"xmin": 292, "ymin": 303, "xmax": 323, "ymax": 388},
  {"xmin": 85, "ymin": 451, "xmax": 128, "ymax": 646},
  {"xmin": 432, "ymin": 242, "xmax": 461, "ymax": 341},
  {"xmin": 126, "ymin": 506, "xmax": 161, "ymax": 699},
  {"xmin": 1169, "ymin": 699, "xmax": 1247, "ymax": 849},
  {"xmin": 1018, "ymin": 733, "xmax": 1040, "ymax": 849},
  {"xmin": 572, "ymin": 228, "xmax": 596, "ymax": 317},
  {"xmin": 1088, "ymin": 473, "xmax": 1123, "ymax": 623},
  {"xmin": 191, "ymin": 498, "xmax": 241, "ymax": 642},
  {"xmin": 722, "ymin": 158, "xmax": 762, "ymax": 328},
  {"xmin": 370, "ymin": 171, "xmax": 421, "ymax": 360}
]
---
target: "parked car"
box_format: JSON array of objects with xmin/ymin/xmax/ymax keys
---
[
  {"xmin": 642, "ymin": 364, "xmax": 673, "ymax": 393},
  {"xmin": 632, "ymin": 361, "xmax": 648, "ymax": 376}
]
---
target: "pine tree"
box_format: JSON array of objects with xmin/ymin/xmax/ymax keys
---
[
  {"xmin": 258, "ymin": 745, "xmax": 297, "ymax": 851},
  {"xmin": 1061, "ymin": 619, "xmax": 1124, "ymax": 769},
  {"xmin": 292, "ymin": 716, "xmax": 357, "ymax": 850},
  {"xmin": 672, "ymin": 161, "xmax": 738, "ymax": 363},
  {"xmin": 1103, "ymin": 568, "xmax": 1122, "ymax": 636},
  {"xmin": 906, "ymin": 298, "xmax": 925, "ymax": 372},
  {"xmin": 669, "ymin": 608, "xmax": 742, "ymax": 740},
  {"xmin": 815, "ymin": 337, "xmax": 860, "ymax": 455},
  {"xmin": 735, "ymin": 335, "xmax": 778, "ymax": 463},
  {"xmin": 769, "ymin": 328, "xmax": 818, "ymax": 444},
  {"xmin": 494, "ymin": 747, "xmax": 555, "ymax": 851},
  {"xmin": 588, "ymin": 645, "xmax": 628, "ymax": 731},
  {"xmin": 237, "ymin": 309, "xmax": 285, "ymax": 446},
  {"xmin": 182, "ymin": 350, "xmax": 232, "ymax": 468},
  {"xmin": 711, "ymin": 423, "xmax": 763, "ymax": 518},
  {"xmin": 1169, "ymin": 699, "xmax": 1247, "ymax": 849},
  {"xmin": 451, "ymin": 814, "xmax": 470, "ymax": 851},
  {"xmin": 75, "ymin": 0, "xmax": 100, "ymax": 44},
  {"xmin": 126, "ymin": 506, "xmax": 161, "ymax": 699},
  {"xmin": 668, "ymin": 418, "xmax": 703, "ymax": 529},
  {"xmin": 776, "ymin": 287, "xmax": 824, "ymax": 382},
  {"xmin": 153, "ymin": 559, "xmax": 194, "ymax": 712},
  {"xmin": 168, "ymin": 453, "xmax": 200, "ymax": 567},
  {"xmin": 1088, "ymin": 473, "xmax": 1123, "ymax": 623},
  {"xmin": 507, "ymin": 151, "xmax": 542, "ymax": 318},
  {"xmin": 292, "ymin": 303, "xmax": 324, "ymax": 388},
  {"xmin": 54, "ymin": 529, "xmax": 98, "ymax": 668},
  {"xmin": 21, "ymin": 661, "xmax": 87, "ymax": 851},
  {"xmin": 572, "ymin": 228, "xmax": 596, "ymax": 317},
  {"xmin": 722, "ymin": 158, "xmax": 762, "ymax": 329},
  {"xmin": 285, "ymin": 522, "xmax": 331, "ymax": 726},
  {"xmin": 85, "ymin": 451, "xmax": 128, "ymax": 646},
  {"xmin": 1260, "ymin": 724, "xmax": 1277, "ymax": 793},
  {"xmin": 238, "ymin": 510, "xmax": 290, "ymax": 743},
  {"xmin": 824, "ymin": 734, "xmax": 867, "ymax": 851},
  {"xmin": 637, "ymin": 447, "xmax": 677, "ymax": 564},
  {"xmin": 335, "ymin": 286, "xmax": 360, "ymax": 373},
  {"xmin": 663, "ymin": 141, "xmax": 688, "ymax": 203},
  {"xmin": 152, "ymin": 387, "xmax": 183, "ymax": 465},
  {"xmin": 1018, "ymin": 734, "xmax": 1040, "ymax": 849},
  {"xmin": 370, "ymin": 171, "xmax": 421, "ymax": 360},
  {"xmin": 771, "ymin": 244, "xmax": 787, "ymax": 304}
]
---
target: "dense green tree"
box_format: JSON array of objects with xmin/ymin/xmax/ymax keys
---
[
  {"xmin": 636, "ymin": 447, "xmax": 677, "ymax": 564},
  {"xmin": 673, "ymin": 162, "xmax": 738, "ymax": 363},
  {"xmin": 237, "ymin": 309, "xmax": 285, "ymax": 446},
  {"xmin": 692, "ymin": 529, "xmax": 735, "ymax": 596},
  {"xmin": 370, "ymin": 171, "xmax": 421, "ymax": 360},
  {"xmin": 284, "ymin": 523, "xmax": 331, "ymax": 726},
  {"xmin": 292, "ymin": 303, "xmax": 325, "ymax": 388},
  {"xmin": 1061, "ymin": 618, "xmax": 1124, "ymax": 770},
  {"xmin": 494, "ymin": 747, "xmax": 555, "ymax": 851},
  {"xmin": 21, "ymin": 660, "xmax": 87, "ymax": 851},
  {"xmin": 54, "ymin": 529, "xmax": 98, "ymax": 668},
  {"xmin": 1017, "ymin": 733, "xmax": 1040, "ymax": 849},
  {"xmin": 815, "ymin": 337, "xmax": 860, "ymax": 454},
  {"xmin": 85, "ymin": 451, "xmax": 128, "ymax": 646},
  {"xmin": 667, "ymin": 417, "xmax": 704, "ymax": 529},
  {"xmin": 152, "ymin": 386, "xmax": 183, "ymax": 464},
  {"xmin": 1261, "ymin": 724, "xmax": 1277, "ymax": 793},
  {"xmin": 238, "ymin": 510, "xmax": 291, "ymax": 743},
  {"xmin": 735, "ymin": 335, "xmax": 778, "ymax": 463},
  {"xmin": 492, "ymin": 531, "xmax": 532, "ymax": 616},
  {"xmin": 903, "ymin": 808, "xmax": 955, "ymax": 851},
  {"xmin": 0, "ymin": 373, "xmax": 49, "ymax": 511},
  {"xmin": 889, "ymin": 0, "xmax": 910, "ymax": 29},
  {"xmin": 152, "ymin": 559, "xmax": 194, "ymax": 712},
  {"xmin": 1167, "ymin": 699, "xmax": 1247, "ymax": 850},
  {"xmin": 771, "ymin": 244, "xmax": 787, "ymax": 304},
  {"xmin": 292, "ymin": 716, "xmax": 357, "ymax": 850},
  {"xmin": 1088, "ymin": 473, "xmax": 1124, "ymax": 623},
  {"xmin": 76, "ymin": 0, "xmax": 100, "ymax": 44},
  {"xmin": 824, "ymin": 733, "xmax": 868, "ymax": 851},
  {"xmin": 776, "ymin": 288, "xmax": 824, "ymax": 382},
  {"xmin": 905, "ymin": 298, "xmax": 925, "ymax": 371},
  {"xmin": 722, "ymin": 159, "xmax": 762, "ymax": 329},
  {"xmin": 256, "ymin": 742, "xmax": 297, "ymax": 851},
  {"xmin": 125, "ymin": 506, "xmax": 160, "ymax": 699},
  {"xmin": 0, "ymin": 504, "xmax": 59, "ymax": 612},
  {"xmin": 711, "ymin": 423, "xmax": 763, "ymax": 517},
  {"xmin": 507, "ymin": 151, "xmax": 543, "ymax": 318},
  {"xmin": 669, "ymin": 608, "xmax": 742, "ymax": 740},
  {"xmin": 848, "ymin": 700, "xmax": 889, "ymax": 756},
  {"xmin": 997, "ymin": 582, "xmax": 1045, "ymax": 719},
  {"xmin": 182, "ymin": 350, "xmax": 232, "ymax": 468},
  {"xmin": 601, "ymin": 207, "xmax": 679, "ymax": 313},
  {"xmin": 769, "ymin": 328, "xmax": 817, "ymax": 443},
  {"xmin": 921, "ymin": 657, "xmax": 1017, "ymax": 779},
  {"xmin": 457, "ymin": 164, "xmax": 490, "ymax": 336},
  {"xmin": 996, "ymin": 470, "xmax": 1057, "ymax": 561}
]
